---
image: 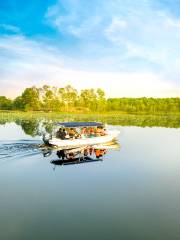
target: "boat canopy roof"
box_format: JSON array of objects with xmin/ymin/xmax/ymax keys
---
[{"xmin": 56, "ymin": 122, "xmax": 103, "ymax": 128}]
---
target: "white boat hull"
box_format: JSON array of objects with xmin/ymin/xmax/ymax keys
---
[{"xmin": 48, "ymin": 130, "xmax": 120, "ymax": 149}]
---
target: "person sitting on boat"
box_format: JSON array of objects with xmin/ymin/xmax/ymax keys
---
[
  {"xmin": 103, "ymin": 128, "xmax": 107, "ymax": 135},
  {"xmin": 95, "ymin": 127, "xmax": 102, "ymax": 136},
  {"xmin": 75, "ymin": 133, "xmax": 81, "ymax": 139},
  {"xmin": 85, "ymin": 127, "xmax": 90, "ymax": 137},
  {"xmin": 81, "ymin": 127, "xmax": 87, "ymax": 137},
  {"xmin": 89, "ymin": 127, "xmax": 95, "ymax": 137},
  {"xmin": 61, "ymin": 129, "xmax": 67, "ymax": 140},
  {"xmin": 100, "ymin": 128, "xmax": 107, "ymax": 136},
  {"xmin": 56, "ymin": 128, "xmax": 62, "ymax": 138},
  {"xmin": 69, "ymin": 128, "xmax": 76, "ymax": 139}
]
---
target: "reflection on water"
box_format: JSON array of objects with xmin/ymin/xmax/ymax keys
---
[
  {"xmin": 1, "ymin": 115, "xmax": 180, "ymax": 240},
  {"xmin": 50, "ymin": 146, "xmax": 110, "ymax": 168},
  {"xmin": 15, "ymin": 119, "xmax": 54, "ymax": 137},
  {"xmin": 0, "ymin": 113, "xmax": 180, "ymax": 139}
]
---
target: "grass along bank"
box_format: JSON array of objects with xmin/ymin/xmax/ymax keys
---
[{"xmin": 0, "ymin": 111, "xmax": 180, "ymax": 128}]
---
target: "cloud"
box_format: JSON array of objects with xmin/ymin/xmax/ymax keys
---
[
  {"xmin": 165, "ymin": 17, "xmax": 180, "ymax": 28},
  {"xmin": 45, "ymin": 0, "xmax": 104, "ymax": 39},
  {"xmin": 104, "ymin": 18, "xmax": 128, "ymax": 43},
  {"xmin": 44, "ymin": 0, "xmax": 180, "ymax": 75},
  {"xmin": 0, "ymin": 24, "xmax": 21, "ymax": 33},
  {"xmin": 0, "ymin": 0, "xmax": 180, "ymax": 98},
  {"xmin": 0, "ymin": 35, "xmax": 179, "ymax": 99}
]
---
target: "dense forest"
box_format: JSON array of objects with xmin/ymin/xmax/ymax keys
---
[{"xmin": 0, "ymin": 85, "xmax": 180, "ymax": 113}]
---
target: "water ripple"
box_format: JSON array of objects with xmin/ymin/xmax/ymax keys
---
[{"xmin": 0, "ymin": 140, "xmax": 42, "ymax": 163}]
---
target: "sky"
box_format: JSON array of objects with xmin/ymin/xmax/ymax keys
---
[{"xmin": 0, "ymin": 0, "xmax": 180, "ymax": 98}]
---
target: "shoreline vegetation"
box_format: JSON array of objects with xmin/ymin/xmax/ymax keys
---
[
  {"xmin": 0, "ymin": 85, "xmax": 180, "ymax": 114},
  {"xmin": 0, "ymin": 111, "xmax": 180, "ymax": 130}
]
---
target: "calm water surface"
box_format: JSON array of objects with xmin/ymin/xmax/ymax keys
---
[{"xmin": 0, "ymin": 119, "xmax": 180, "ymax": 240}]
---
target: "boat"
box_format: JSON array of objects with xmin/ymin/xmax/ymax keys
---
[{"xmin": 43, "ymin": 122, "xmax": 120, "ymax": 149}]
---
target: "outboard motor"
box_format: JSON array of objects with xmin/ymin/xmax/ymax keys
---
[{"xmin": 42, "ymin": 133, "xmax": 52, "ymax": 145}]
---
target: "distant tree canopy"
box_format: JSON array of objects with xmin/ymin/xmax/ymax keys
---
[
  {"xmin": 0, "ymin": 85, "xmax": 180, "ymax": 113},
  {"xmin": 107, "ymin": 97, "xmax": 180, "ymax": 113}
]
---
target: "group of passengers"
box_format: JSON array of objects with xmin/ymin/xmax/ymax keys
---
[
  {"xmin": 56, "ymin": 128, "xmax": 80, "ymax": 139},
  {"xmin": 56, "ymin": 128, "xmax": 67, "ymax": 140},
  {"xmin": 56, "ymin": 126, "xmax": 107, "ymax": 140},
  {"xmin": 81, "ymin": 126, "xmax": 106, "ymax": 137}
]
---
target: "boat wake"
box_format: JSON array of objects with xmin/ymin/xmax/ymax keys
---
[{"xmin": 0, "ymin": 140, "xmax": 42, "ymax": 164}]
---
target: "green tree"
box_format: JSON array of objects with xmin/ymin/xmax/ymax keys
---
[
  {"xmin": 20, "ymin": 87, "xmax": 40, "ymax": 111},
  {"xmin": 13, "ymin": 96, "xmax": 24, "ymax": 110},
  {"xmin": 0, "ymin": 96, "xmax": 12, "ymax": 110},
  {"xmin": 41, "ymin": 85, "xmax": 56, "ymax": 111},
  {"xmin": 79, "ymin": 89, "xmax": 98, "ymax": 111},
  {"xmin": 96, "ymin": 88, "xmax": 106, "ymax": 111},
  {"xmin": 60, "ymin": 85, "xmax": 78, "ymax": 111}
]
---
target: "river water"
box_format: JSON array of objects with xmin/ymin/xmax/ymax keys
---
[{"xmin": 0, "ymin": 117, "xmax": 180, "ymax": 240}]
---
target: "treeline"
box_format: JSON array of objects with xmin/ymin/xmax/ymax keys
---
[
  {"xmin": 0, "ymin": 85, "xmax": 180, "ymax": 113},
  {"xmin": 0, "ymin": 85, "xmax": 106, "ymax": 112},
  {"xmin": 107, "ymin": 98, "xmax": 180, "ymax": 113}
]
